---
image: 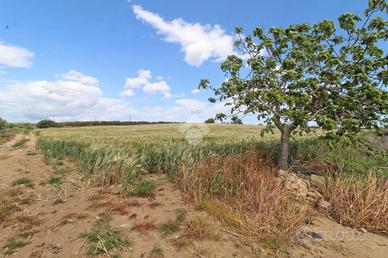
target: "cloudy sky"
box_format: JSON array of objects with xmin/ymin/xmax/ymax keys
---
[{"xmin": 0, "ymin": 0, "xmax": 370, "ymax": 122}]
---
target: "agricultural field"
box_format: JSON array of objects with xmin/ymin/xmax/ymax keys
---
[{"xmin": 0, "ymin": 124, "xmax": 387, "ymax": 257}]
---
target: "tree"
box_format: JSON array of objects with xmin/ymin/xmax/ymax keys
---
[
  {"xmin": 200, "ymin": 0, "xmax": 388, "ymax": 170},
  {"xmin": 205, "ymin": 118, "xmax": 215, "ymax": 123},
  {"xmin": 0, "ymin": 118, "xmax": 7, "ymax": 130},
  {"xmin": 231, "ymin": 115, "xmax": 243, "ymax": 124},
  {"xmin": 36, "ymin": 120, "xmax": 57, "ymax": 128}
]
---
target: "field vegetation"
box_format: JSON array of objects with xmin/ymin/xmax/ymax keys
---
[{"xmin": 37, "ymin": 124, "xmax": 388, "ymax": 241}]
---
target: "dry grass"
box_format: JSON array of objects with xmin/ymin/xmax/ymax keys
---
[
  {"xmin": 88, "ymin": 198, "xmax": 129, "ymax": 215},
  {"xmin": 60, "ymin": 213, "xmax": 88, "ymax": 225},
  {"xmin": 131, "ymin": 220, "xmax": 157, "ymax": 233},
  {"xmin": 323, "ymin": 173, "xmax": 388, "ymax": 234},
  {"xmin": 179, "ymin": 153, "xmax": 312, "ymax": 240},
  {"xmin": 181, "ymin": 216, "xmax": 220, "ymax": 241}
]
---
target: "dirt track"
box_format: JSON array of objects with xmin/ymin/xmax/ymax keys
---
[{"xmin": 0, "ymin": 134, "xmax": 387, "ymax": 257}]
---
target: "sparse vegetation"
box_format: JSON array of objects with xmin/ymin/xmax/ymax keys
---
[
  {"xmin": 37, "ymin": 124, "xmax": 387, "ymax": 241},
  {"xmin": 134, "ymin": 180, "xmax": 156, "ymax": 197},
  {"xmin": 149, "ymin": 245, "xmax": 164, "ymax": 258},
  {"xmin": 47, "ymin": 175, "xmax": 63, "ymax": 185},
  {"xmin": 11, "ymin": 177, "xmax": 34, "ymax": 188},
  {"xmin": 160, "ymin": 209, "xmax": 187, "ymax": 237},
  {"xmin": 12, "ymin": 138, "xmax": 29, "ymax": 148},
  {"xmin": 2, "ymin": 237, "xmax": 29, "ymax": 255},
  {"xmin": 81, "ymin": 224, "xmax": 130, "ymax": 256}
]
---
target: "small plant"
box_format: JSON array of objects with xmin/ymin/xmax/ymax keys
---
[
  {"xmin": 11, "ymin": 177, "xmax": 34, "ymax": 188},
  {"xmin": 26, "ymin": 150, "xmax": 37, "ymax": 156},
  {"xmin": 12, "ymin": 138, "xmax": 29, "ymax": 148},
  {"xmin": 2, "ymin": 237, "xmax": 29, "ymax": 255},
  {"xmin": 160, "ymin": 209, "xmax": 186, "ymax": 237},
  {"xmin": 134, "ymin": 180, "xmax": 156, "ymax": 197},
  {"xmin": 81, "ymin": 224, "xmax": 130, "ymax": 256},
  {"xmin": 149, "ymin": 245, "xmax": 164, "ymax": 257},
  {"xmin": 47, "ymin": 176, "xmax": 63, "ymax": 185}
]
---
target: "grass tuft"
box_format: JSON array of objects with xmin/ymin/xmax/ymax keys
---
[
  {"xmin": 2, "ymin": 237, "xmax": 29, "ymax": 255},
  {"xmin": 81, "ymin": 224, "xmax": 130, "ymax": 256},
  {"xmin": 47, "ymin": 175, "xmax": 63, "ymax": 185},
  {"xmin": 11, "ymin": 177, "xmax": 34, "ymax": 188}
]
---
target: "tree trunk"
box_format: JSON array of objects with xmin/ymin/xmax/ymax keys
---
[{"xmin": 278, "ymin": 127, "xmax": 290, "ymax": 171}]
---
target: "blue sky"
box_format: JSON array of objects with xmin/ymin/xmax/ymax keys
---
[{"xmin": 0, "ymin": 0, "xmax": 375, "ymax": 122}]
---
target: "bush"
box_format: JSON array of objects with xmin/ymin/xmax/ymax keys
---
[
  {"xmin": 0, "ymin": 118, "xmax": 8, "ymax": 130},
  {"xmin": 36, "ymin": 120, "xmax": 57, "ymax": 128}
]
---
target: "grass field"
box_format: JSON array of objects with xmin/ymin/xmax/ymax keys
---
[{"xmin": 37, "ymin": 124, "xmax": 388, "ymax": 238}]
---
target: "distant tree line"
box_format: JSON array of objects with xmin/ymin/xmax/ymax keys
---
[{"xmin": 36, "ymin": 120, "xmax": 180, "ymax": 128}]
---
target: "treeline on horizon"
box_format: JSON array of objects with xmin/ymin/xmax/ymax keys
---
[{"xmin": 36, "ymin": 120, "xmax": 180, "ymax": 128}]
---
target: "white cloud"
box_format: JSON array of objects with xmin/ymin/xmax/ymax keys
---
[
  {"xmin": 0, "ymin": 43, "xmax": 34, "ymax": 68},
  {"xmin": 0, "ymin": 71, "xmax": 133, "ymax": 122},
  {"xmin": 132, "ymin": 5, "xmax": 234, "ymax": 66},
  {"xmin": 121, "ymin": 69, "xmax": 171, "ymax": 98},
  {"xmin": 62, "ymin": 70, "xmax": 99, "ymax": 86},
  {"xmin": 191, "ymin": 88, "xmax": 200, "ymax": 94}
]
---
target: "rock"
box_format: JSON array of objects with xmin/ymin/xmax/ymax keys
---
[
  {"xmin": 309, "ymin": 231, "xmax": 323, "ymax": 239},
  {"xmin": 278, "ymin": 169, "xmax": 288, "ymax": 177},
  {"xmin": 310, "ymin": 174, "xmax": 326, "ymax": 189},
  {"xmin": 318, "ymin": 199, "xmax": 331, "ymax": 210},
  {"xmin": 284, "ymin": 174, "xmax": 309, "ymax": 198}
]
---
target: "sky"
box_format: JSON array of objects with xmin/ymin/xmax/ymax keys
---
[{"xmin": 0, "ymin": 0, "xmax": 376, "ymax": 123}]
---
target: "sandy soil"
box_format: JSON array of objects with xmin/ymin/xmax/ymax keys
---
[{"xmin": 0, "ymin": 133, "xmax": 387, "ymax": 257}]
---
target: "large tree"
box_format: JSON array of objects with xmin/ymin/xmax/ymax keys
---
[{"xmin": 200, "ymin": 0, "xmax": 388, "ymax": 170}]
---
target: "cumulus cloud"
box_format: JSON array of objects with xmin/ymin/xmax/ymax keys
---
[
  {"xmin": 191, "ymin": 88, "xmax": 200, "ymax": 94},
  {"xmin": 132, "ymin": 5, "xmax": 234, "ymax": 66},
  {"xmin": 0, "ymin": 42, "xmax": 34, "ymax": 68},
  {"xmin": 121, "ymin": 69, "xmax": 171, "ymax": 98},
  {"xmin": 0, "ymin": 71, "xmax": 133, "ymax": 122}
]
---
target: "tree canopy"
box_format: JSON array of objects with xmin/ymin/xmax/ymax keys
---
[{"xmin": 200, "ymin": 0, "xmax": 388, "ymax": 169}]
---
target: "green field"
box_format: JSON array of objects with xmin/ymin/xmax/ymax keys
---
[{"xmin": 38, "ymin": 124, "xmax": 387, "ymax": 178}]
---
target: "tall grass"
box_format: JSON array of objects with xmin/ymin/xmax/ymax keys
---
[{"xmin": 37, "ymin": 125, "xmax": 387, "ymax": 238}]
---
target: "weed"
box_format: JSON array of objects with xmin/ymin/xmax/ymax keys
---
[
  {"xmin": 47, "ymin": 175, "xmax": 63, "ymax": 185},
  {"xmin": 134, "ymin": 180, "xmax": 156, "ymax": 197},
  {"xmin": 160, "ymin": 220, "xmax": 179, "ymax": 237},
  {"xmin": 81, "ymin": 224, "xmax": 130, "ymax": 256},
  {"xmin": 26, "ymin": 150, "xmax": 37, "ymax": 155},
  {"xmin": 160, "ymin": 209, "xmax": 186, "ymax": 237},
  {"xmin": 149, "ymin": 245, "xmax": 164, "ymax": 258},
  {"xmin": 11, "ymin": 177, "xmax": 34, "ymax": 188},
  {"xmin": 2, "ymin": 237, "xmax": 29, "ymax": 255}
]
